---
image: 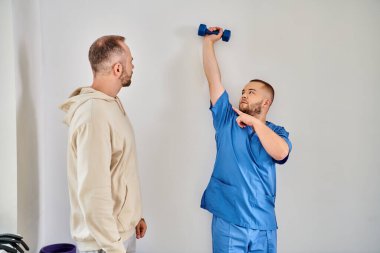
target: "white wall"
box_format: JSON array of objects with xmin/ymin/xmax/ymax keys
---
[
  {"xmin": 6, "ymin": 0, "xmax": 380, "ymax": 252},
  {"xmin": 12, "ymin": 0, "xmax": 43, "ymax": 252},
  {"xmin": 0, "ymin": 0, "xmax": 17, "ymax": 234}
]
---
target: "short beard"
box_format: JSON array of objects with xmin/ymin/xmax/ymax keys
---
[
  {"xmin": 239, "ymin": 100, "xmax": 262, "ymax": 116},
  {"xmin": 120, "ymin": 67, "xmax": 132, "ymax": 87},
  {"xmin": 122, "ymin": 79, "xmax": 131, "ymax": 87}
]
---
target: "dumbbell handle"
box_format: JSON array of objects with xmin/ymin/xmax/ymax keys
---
[
  {"xmin": 198, "ymin": 24, "xmax": 231, "ymax": 42},
  {"xmin": 205, "ymin": 29, "xmax": 221, "ymax": 36}
]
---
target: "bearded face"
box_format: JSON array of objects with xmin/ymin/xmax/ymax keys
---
[
  {"xmin": 118, "ymin": 43, "xmax": 134, "ymax": 88},
  {"xmin": 120, "ymin": 63, "xmax": 132, "ymax": 87},
  {"xmin": 239, "ymin": 100, "xmax": 263, "ymax": 116}
]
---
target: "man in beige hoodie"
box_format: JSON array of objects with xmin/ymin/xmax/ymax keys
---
[{"xmin": 60, "ymin": 35, "xmax": 147, "ymax": 253}]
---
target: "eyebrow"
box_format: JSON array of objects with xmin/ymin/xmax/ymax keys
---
[{"xmin": 242, "ymin": 89, "xmax": 256, "ymax": 92}]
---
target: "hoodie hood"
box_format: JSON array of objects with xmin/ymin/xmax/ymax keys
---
[{"xmin": 59, "ymin": 87, "xmax": 125, "ymax": 125}]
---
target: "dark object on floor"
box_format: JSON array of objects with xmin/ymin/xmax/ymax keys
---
[
  {"xmin": 0, "ymin": 233, "xmax": 30, "ymax": 253},
  {"xmin": 39, "ymin": 243, "xmax": 76, "ymax": 253}
]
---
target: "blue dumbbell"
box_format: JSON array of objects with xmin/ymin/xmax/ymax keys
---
[{"xmin": 198, "ymin": 24, "xmax": 231, "ymax": 42}]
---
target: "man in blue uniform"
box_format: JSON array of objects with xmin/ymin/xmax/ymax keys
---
[{"xmin": 200, "ymin": 26, "xmax": 292, "ymax": 253}]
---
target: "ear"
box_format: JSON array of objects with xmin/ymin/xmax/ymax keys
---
[
  {"xmin": 113, "ymin": 63, "xmax": 123, "ymax": 77},
  {"xmin": 263, "ymin": 98, "xmax": 272, "ymax": 108}
]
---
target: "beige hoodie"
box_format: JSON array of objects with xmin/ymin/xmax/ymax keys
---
[{"xmin": 60, "ymin": 87, "xmax": 142, "ymax": 253}]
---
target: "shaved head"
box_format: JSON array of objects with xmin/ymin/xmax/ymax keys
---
[
  {"xmin": 88, "ymin": 35, "xmax": 126, "ymax": 74},
  {"xmin": 250, "ymin": 79, "xmax": 275, "ymax": 105}
]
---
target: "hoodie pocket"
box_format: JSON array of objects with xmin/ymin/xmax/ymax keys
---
[{"xmin": 117, "ymin": 185, "xmax": 129, "ymax": 232}]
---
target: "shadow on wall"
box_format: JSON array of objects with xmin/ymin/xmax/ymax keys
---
[
  {"xmin": 144, "ymin": 24, "xmax": 209, "ymax": 247},
  {"xmin": 152, "ymin": 24, "xmax": 205, "ymax": 211},
  {"xmin": 16, "ymin": 42, "xmax": 40, "ymax": 253}
]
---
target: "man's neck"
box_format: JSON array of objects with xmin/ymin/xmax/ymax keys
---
[
  {"xmin": 253, "ymin": 113, "xmax": 267, "ymax": 124},
  {"xmin": 91, "ymin": 76, "xmax": 121, "ymax": 98}
]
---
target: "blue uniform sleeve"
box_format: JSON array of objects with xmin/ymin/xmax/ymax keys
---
[
  {"xmin": 273, "ymin": 126, "xmax": 292, "ymax": 164},
  {"xmin": 209, "ymin": 91, "xmax": 235, "ymax": 131}
]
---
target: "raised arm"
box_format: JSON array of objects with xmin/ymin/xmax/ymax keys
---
[{"xmin": 203, "ymin": 26, "xmax": 225, "ymax": 105}]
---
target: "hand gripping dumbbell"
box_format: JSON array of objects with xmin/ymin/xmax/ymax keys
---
[{"xmin": 198, "ymin": 24, "xmax": 231, "ymax": 42}]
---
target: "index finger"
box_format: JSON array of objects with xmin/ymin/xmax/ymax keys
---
[
  {"xmin": 136, "ymin": 225, "xmax": 141, "ymax": 237},
  {"xmin": 232, "ymin": 107, "xmax": 242, "ymax": 115},
  {"xmin": 215, "ymin": 27, "xmax": 223, "ymax": 37},
  {"xmin": 141, "ymin": 226, "xmax": 147, "ymax": 237}
]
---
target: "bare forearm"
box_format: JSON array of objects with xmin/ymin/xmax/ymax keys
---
[
  {"xmin": 233, "ymin": 107, "xmax": 290, "ymax": 161},
  {"xmin": 252, "ymin": 120, "xmax": 289, "ymax": 161},
  {"xmin": 203, "ymin": 40, "xmax": 224, "ymax": 104}
]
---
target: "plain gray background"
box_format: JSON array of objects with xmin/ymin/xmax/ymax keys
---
[
  {"xmin": 0, "ymin": 0, "xmax": 17, "ymax": 234},
  {"xmin": 1, "ymin": 0, "xmax": 380, "ymax": 252}
]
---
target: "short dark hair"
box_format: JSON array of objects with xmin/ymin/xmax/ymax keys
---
[
  {"xmin": 88, "ymin": 35, "xmax": 125, "ymax": 73},
  {"xmin": 250, "ymin": 79, "xmax": 275, "ymax": 102}
]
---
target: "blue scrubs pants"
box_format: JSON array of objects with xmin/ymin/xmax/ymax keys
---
[{"xmin": 212, "ymin": 215, "xmax": 277, "ymax": 253}]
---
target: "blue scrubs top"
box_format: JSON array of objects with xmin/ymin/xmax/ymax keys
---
[{"xmin": 201, "ymin": 91, "xmax": 292, "ymax": 230}]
